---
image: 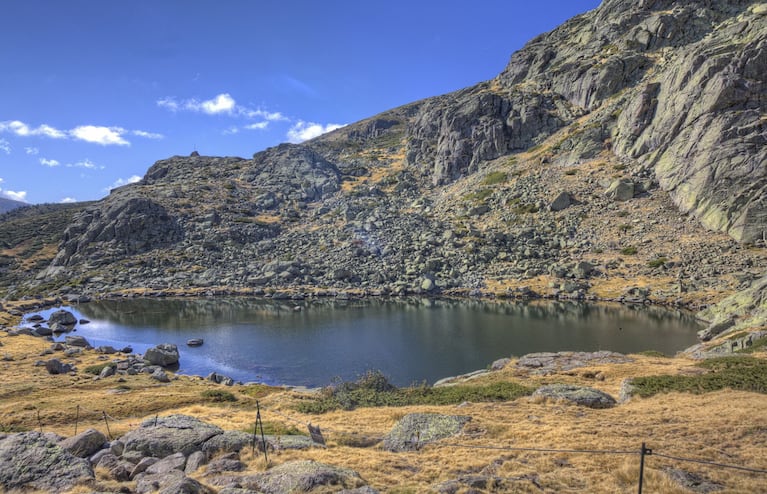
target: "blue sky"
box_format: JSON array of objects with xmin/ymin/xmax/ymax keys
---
[{"xmin": 0, "ymin": 0, "xmax": 600, "ymax": 204}]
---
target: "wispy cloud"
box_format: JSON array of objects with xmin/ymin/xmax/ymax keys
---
[
  {"xmin": 105, "ymin": 175, "xmax": 142, "ymax": 192},
  {"xmin": 287, "ymin": 121, "xmax": 345, "ymax": 143},
  {"xmin": 67, "ymin": 159, "xmax": 102, "ymax": 170},
  {"xmin": 0, "ymin": 120, "xmax": 66, "ymax": 139},
  {"xmin": 245, "ymin": 122, "xmax": 270, "ymax": 130},
  {"xmin": 0, "ymin": 138, "xmax": 9, "ymax": 154},
  {"xmin": 25, "ymin": 147, "xmax": 39, "ymax": 155},
  {"xmin": 132, "ymin": 130, "xmax": 164, "ymax": 139},
  {"xmin": 40, "ymin": 158, "xmax": 60, "ymax": 167},
  {"xmin": 60, "ymin": 197, "xmax": 77, "ymax": 203},
  {"xmin": 158, "ymin": 93, "xmax": 286, "ymax": 121},
  {"xmin": 0, "ymin": 120, "xmax": 162, "ymax": 146}
]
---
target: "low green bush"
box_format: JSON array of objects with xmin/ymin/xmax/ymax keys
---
[
  {"xmin": 630, "ymin": 356, "xmax": 767, "ymax": 397},
  {"xmin": 201, "ymin": 389, "xmax": 237, "ymax": 402},
  {"xmin": 295, "ymin": 370, "xmax": 533, "ymax": 414}
]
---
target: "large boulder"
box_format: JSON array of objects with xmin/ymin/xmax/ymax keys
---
[
  {"xmin": 144, "ymin": 343, "xmax": 180, "ymax": 367},
  {"xmin": 48, "ymin": 309, "xmax": 77, "ymax": 326},
  {"xmin": 382, "ymin": 413, "xmax": 471, "ymax": 452},
  {"xmin": 121, "ymin": 415, "xmax": 222, "ymax": 458},
  {"xmin": 65, "ymin": 335, "xmax": 91, "ymax": 348},
  {"xmin": 0, "ymin": 432, "xmax": 94, "ymax": 492},
  {"xmin": 532, "ymin": 384, "xmax": 617, "ymax": 409},
  {"xmin": 59, "ymin": 428, "xmax": 108, "ymax": 458}
]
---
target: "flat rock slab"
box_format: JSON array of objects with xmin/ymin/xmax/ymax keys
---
[
  {"xmin": 210, "ymin": 460, "xmax": 366, "ymax": 493},
  {"xmin": 0, "ymin": 431, "xmax": 94, "ymax": 492},
  {"xmin": 382, "ymin": 413, "xmax": 471, "ymax": 452},
  {"xmin": 533, "ymin": 384, "xmax": 617, "ymax": 409},
  {"xmin": 516, "ymin": 351, "xmax": 633, "ymax": 375},
  {"xmin": 121, "ymin": 414, "xmax": 223, "ymax": 458}
]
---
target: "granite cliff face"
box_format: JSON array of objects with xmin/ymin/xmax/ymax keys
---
[{"xmin": 2, "ymin": 0, "xmax": 764, "ymax": 307}]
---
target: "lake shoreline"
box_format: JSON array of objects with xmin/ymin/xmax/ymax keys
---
[{"xmin": 7, "ymin": 292, "xmax": 703, "ymax": 389}]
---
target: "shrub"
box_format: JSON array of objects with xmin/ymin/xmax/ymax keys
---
[
  {"xmin": 647, "ymin": 257, "xmax": 668, "ymax": 268},
  {"xmin": 482, "ymin": 171, "xmax": 508, "ymax": 185},
  {"xmin": 564, "ymin": 169, "xmax": 577, "ymax": 176},
  {"xmin": 201, "ymin": 389, "xmax": 237, "ymax": 402},
  {"xmin": 620, "ymin": 246, "xmax": 638, "ymax": 255},
  {"xmin": 84, "ymin": 363, "xmax": 115, "ymax": 375},
  {"xmin": 295, "ymin": 371, "xmax": 532, "ymax": 414},
  {"xmin": 631, "ymin": 356, "xmax": 767, "ymax": 397}
]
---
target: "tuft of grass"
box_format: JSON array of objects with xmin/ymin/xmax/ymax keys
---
[
  {"xmin": 84, "ymin": 363, "xmax": 115, "ymax": 375},
  {"xmin": 563, "ymin": 169, "xmax": 578, "ymax": 176},
  {"xmin": 647, "ymin": 257, "xmax": 668, "ymax": 268},
  {"xmin": 201, "ymin": 389, "xmax": 237, "ymax": 402},
  {"xmin": 244, "ymin": 421, "xmax": 304, "ymax": 436},
  {"xmin": 482, "ymin": 171, "xmax": 508, "ymax": 186},
  {"xmin": 630, "ymin": 356, "xmax": 767, "ymax": 397},
  {"xmin": 618, "ymin": 223, "xmax": 633, "ymax": 233},
  {"xmin": 463, "ymin": 189, "xmax": 493, "ymax": 203},
  {"xmin": 637, "ymin": 350, "xmax": 668, "ymax": 358},
  {"xmin": 620, "ymin": 246, "xmax": 638, "ymax": 255},
  {"xmin": 295, "ymin": 371, "xmax": 532, "ymax": 414}
]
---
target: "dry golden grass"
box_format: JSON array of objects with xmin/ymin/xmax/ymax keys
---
[{"xmin": 1, "ymin": 325, "xmax": 767, "ymax": 493}]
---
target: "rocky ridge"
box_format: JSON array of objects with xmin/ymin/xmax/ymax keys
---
[{"xmin": 0, "ymin": 1, "xmax": 760, "ymax": 316}]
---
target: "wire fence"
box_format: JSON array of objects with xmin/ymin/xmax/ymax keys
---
[{"xmin": 15, "ymin": 402, "xmax": 767, "ymax": 493}]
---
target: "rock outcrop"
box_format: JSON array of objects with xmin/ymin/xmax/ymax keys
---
[
  {"xmin": 382, "ymin": 413, "xmax": 471, "ymax": 452},
  {"xmin": 0, "ymin": 432, "xmax": 94, "ymax": 492}
]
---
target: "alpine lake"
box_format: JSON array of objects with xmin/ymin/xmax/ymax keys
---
[{"xmin": 27, "ymin": 297, "xmax": 702, "ymax": 388}]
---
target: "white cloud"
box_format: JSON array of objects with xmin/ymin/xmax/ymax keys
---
[
  {"xmin": 157, "ymin": 93, "xmax": 286, "ymax": 121},
  {"xmin": 1, "ymin": 189, "xmax": 27, "ymax": 202},
  {"xmin": 0, "ymin": 120, "xmax": 161, "ymax": 146},
  {"xmin": 0, "ymin": 120, "xmax": 67, "ymax": 139},
  {"xmin": 0, "ymin": 138, "xmax": 9, "ymax": 154},
  {"xmin": 40, "ymin": 158, "xmax": 60, "ymax": 167},
  {"xmin": 106, "ymin": 175, "xmax": 142, "ymax": 191},
  {"xmin": 71, "ymin": 125, "xmax": 129, "ymax": 146},
  {"xmin": 287, "ymin": 121, "xmax": 345, "ymax": 143},
  {"xmin": 60, "ymin": 197, "xmax": 77, "ymax": 203},
  {"xmin": 223, "ymin": 126, "xmax": 240, "ymax": 135},
  {"xmin": 201, "ymin": 93, "xmax": 236, "ymax": 114}
]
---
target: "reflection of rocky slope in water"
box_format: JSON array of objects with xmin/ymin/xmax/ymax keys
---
[{"xmin": 76, "ymin": 297, "xmax": 700, "ymax": 332}]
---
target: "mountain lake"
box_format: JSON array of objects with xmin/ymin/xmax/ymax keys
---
[{"xmin": 26, "ymin": 297, "xmax": 702, "ymax": 387}]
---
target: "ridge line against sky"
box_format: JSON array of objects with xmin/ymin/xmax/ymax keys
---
[{"xmin": 0, "ymin": 0, "xmax": 600, "ymax": 205}]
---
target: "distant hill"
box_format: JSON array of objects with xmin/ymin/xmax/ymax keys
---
[
  {"xmin": 1, "ymin": 0, "xmax": 765, "ymax": 310},
  {"xmin": 0, "ymin": 197, "xmax": 26, "ymax": 214}
]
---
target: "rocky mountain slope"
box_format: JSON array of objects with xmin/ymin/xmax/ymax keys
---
[{"xmin": 1, "ymin": 0, "xmax": 765, "ymax": 322}]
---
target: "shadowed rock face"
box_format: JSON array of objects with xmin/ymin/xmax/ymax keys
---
[{"xmin": 51, "ymin": 190, "xmax": 183, "ymax": 267}]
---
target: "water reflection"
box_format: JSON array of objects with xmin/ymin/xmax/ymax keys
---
[{"xmin": 31, "ymin": 297, "xmax": 701, "ymax": 387}]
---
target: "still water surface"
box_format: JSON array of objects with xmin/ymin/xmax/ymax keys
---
[{"xmin": 31, "ymin": 298, "xmax": 701, "ymax": 387}]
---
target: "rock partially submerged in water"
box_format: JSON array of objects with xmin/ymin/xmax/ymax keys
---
[
  {"xmin": 144, "ymin": 343, "xmax": 180, "ymax": 367},
  {"xmin": 187, "ymin": 338, "xmax": 204, "ymax": 347}
]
